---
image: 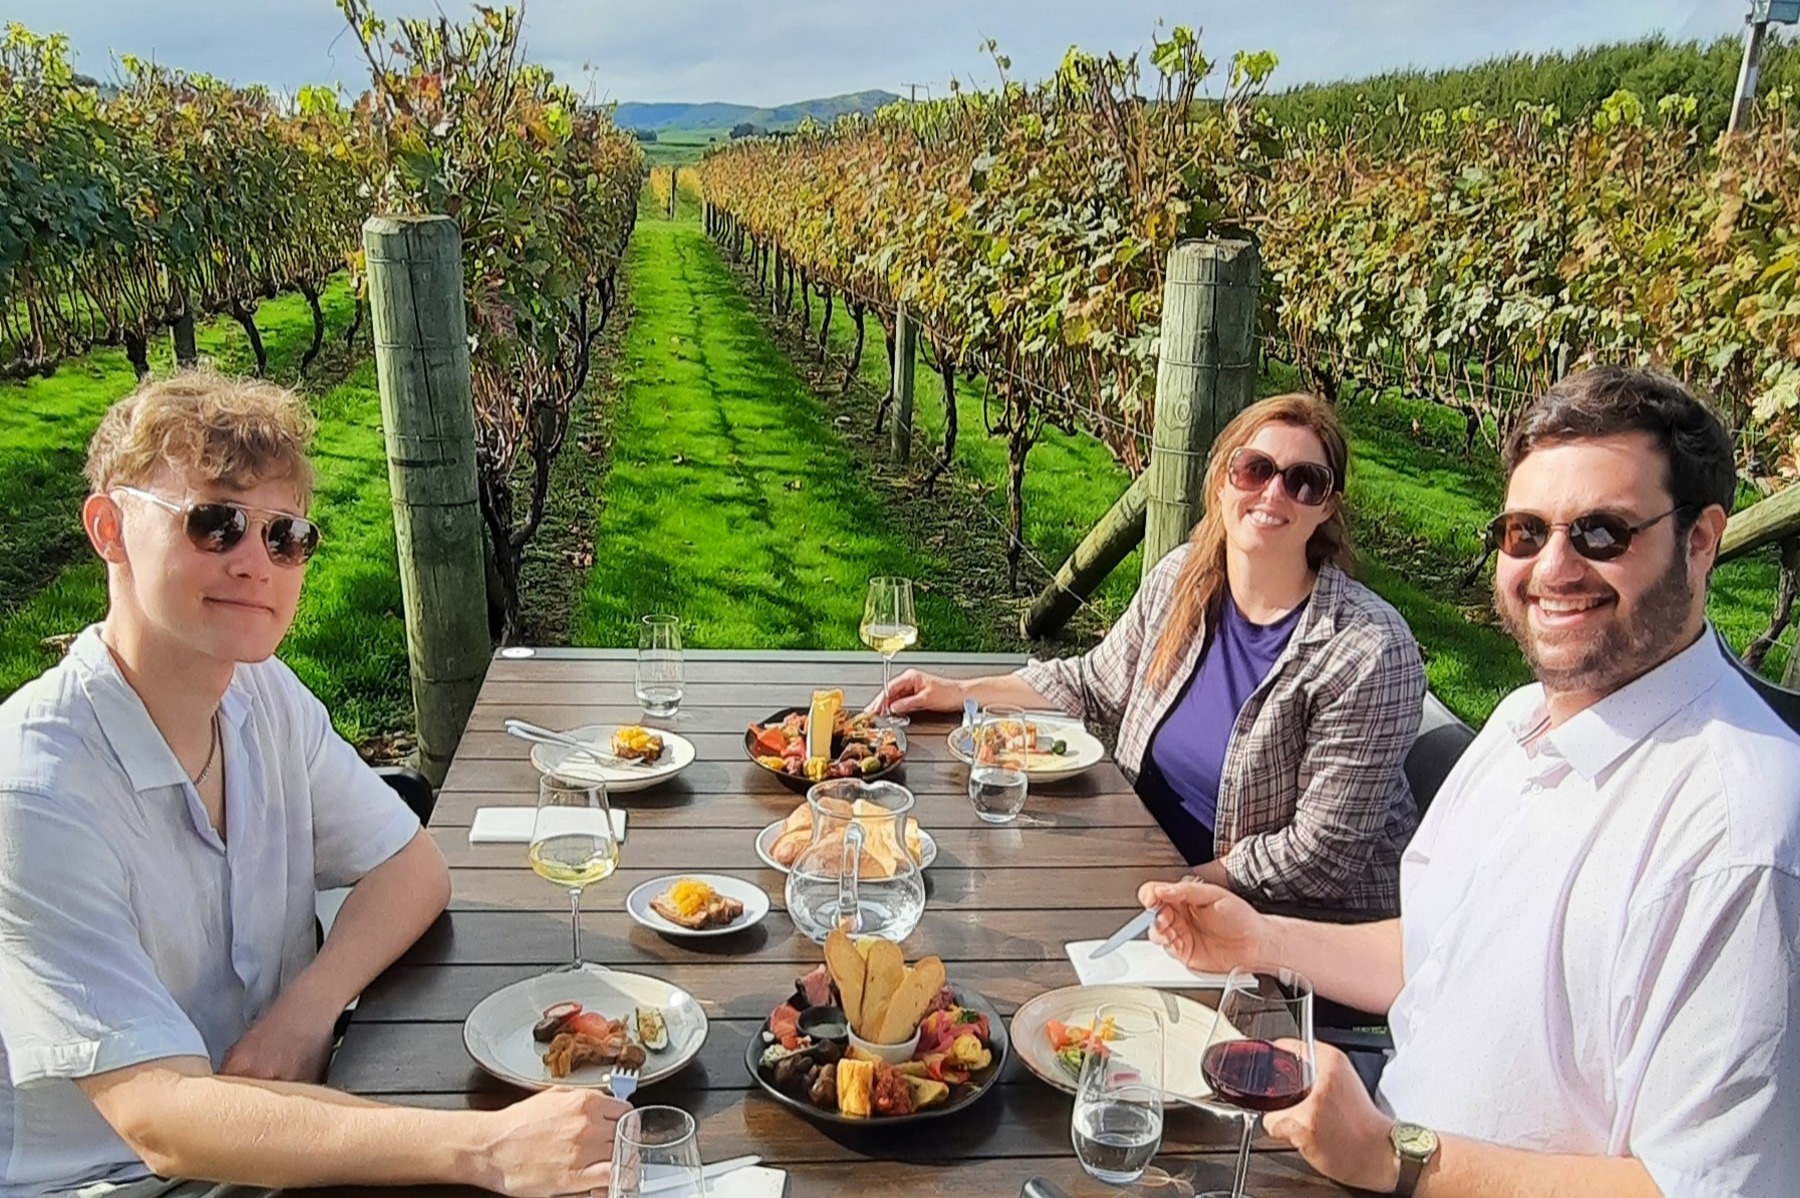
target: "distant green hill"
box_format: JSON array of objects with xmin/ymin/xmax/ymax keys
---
[{"xmin": 614, "ymin": 90, "xmax": 900, "ymax": 134}]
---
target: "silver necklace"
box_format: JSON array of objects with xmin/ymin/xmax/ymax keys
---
[{"xmin": 193, "ymin": 713, "xmax": 221, "ymax": 785}]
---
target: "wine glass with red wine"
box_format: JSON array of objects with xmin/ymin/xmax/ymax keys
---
[{"xmin": 1197, "ymin": 968, "xmax": 1315, "ymax": 1198}]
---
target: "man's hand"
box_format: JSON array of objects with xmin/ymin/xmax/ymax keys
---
[
  {"xmin": 1262, "ymin": 1041, "xmax": 1399, "ymax": 1194},
  {"xmin": 862, "ymin": 668, "xmax": 965, "ymax": 716},
  {"xmin": 1139, "ymin": 878, "xmax": 1275, "ymax": 975},
  {"xmin": 220, "ymin": 988, "xmax": 342, "ymax": 1083},
  {"xmin": 476, "ymin": 1087, "xmax": 632, "ymax": 1198}
]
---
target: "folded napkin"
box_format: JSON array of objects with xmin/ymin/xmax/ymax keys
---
[
  {"xmin": 709, "ymin": 1165, "xmax": 788, "ymax": 1198},
  {"xmin": 1065, "ymin": 938, "xmax": 1232, "ymax": 988},
  {"xmin": 467, "ymin": 807, "xmax": 626, "ymax": 844}
]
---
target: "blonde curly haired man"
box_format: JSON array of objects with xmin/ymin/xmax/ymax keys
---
[{"xmin": 0, "ymin": 373, "xmax": 625, "ymax": 1198}]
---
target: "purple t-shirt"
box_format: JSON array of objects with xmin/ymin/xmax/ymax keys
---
[{"xmin": 1146, "ymin": 591, "xmax": 1307, "ymax": 833}]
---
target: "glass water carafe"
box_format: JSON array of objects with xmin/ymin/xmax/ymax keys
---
[{"xmin": 785, "ymin": 778, "xmax": 925, "ymax": 943}]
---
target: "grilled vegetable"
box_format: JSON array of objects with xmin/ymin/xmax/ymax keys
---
[{"xmin": 636, "ymin": 1006, "xmax": 670, "ymax": 1052}]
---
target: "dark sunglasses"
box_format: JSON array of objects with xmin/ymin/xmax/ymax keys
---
[
  {"xmin": 1482, "ymin": 506, "xmax": 1690, "ymax": 563},
  {"xmin": 1225, "ymin": 448, "xmax": 1336, "ymax": 507},
  {"xmin": 115, "ymin": 486, "xmax": 321, "ymax": 567}
]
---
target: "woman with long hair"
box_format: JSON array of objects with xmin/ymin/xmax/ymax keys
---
[{"xmin": 872, "ymin": 393, "xmax": 1425, "ymax": 914}]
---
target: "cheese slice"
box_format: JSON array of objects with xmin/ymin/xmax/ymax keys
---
[{"xmin": 806, "ymin": 688, "xmax": 844, "ymax": 761}]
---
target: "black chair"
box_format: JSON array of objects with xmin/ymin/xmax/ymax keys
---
[
  {"xmin": 375, "ymin": 764, "xmax": 437, "ymax": 826},
  {"xmin": 1719, "ymin": 632, "xmax": 1800, "ymax": 737},
  {"xmin": 1314, "ymin": 692, "xmax": 1474, "ymax": 1085}
]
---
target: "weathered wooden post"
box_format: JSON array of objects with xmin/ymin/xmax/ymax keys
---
[
  {"xmin": 362, "ymin": 214, "xmax": 491, "ymax": 788},
  {"xmin": 1142, "ymin": 239, "xmax": 1261, "ymax": 575},
  {"xmin": 891, "ymin": 303, "xmax": 918, "ymax": 465},
  {"xmin": 668, "ymin": 167, "xmax": 678, "ymax": 220},
  {"xmin": 1021, "ymin": 475, "xmax": 1150, "ymax": 637}
]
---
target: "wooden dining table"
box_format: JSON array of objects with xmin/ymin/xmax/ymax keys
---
[{"xmin": 324, "ymin": 649, "xmax": 1355, "ymax": 1197}]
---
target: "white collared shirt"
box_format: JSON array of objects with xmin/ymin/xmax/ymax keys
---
[
  {"xmin": 0, "ymin": 628, "xmax": 421, "ymax": 1197},
  {"xmin": 1378, "ymin": 632, "xmax": 1800, "ymax": 1197}
]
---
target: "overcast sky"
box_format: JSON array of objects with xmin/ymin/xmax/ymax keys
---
[{"xmin": 6, "ymin": 0, "xmax": 1746, "ymax": 108}]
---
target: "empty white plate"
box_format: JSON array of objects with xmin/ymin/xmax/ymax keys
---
[
  {"xmin": 463, "ymin": 967, "xmax": 707, "ymax": 1092},
  {"xmin": 625, "ymin": 873, "xmax": 771, "ymax": 938},
  {"xmin": 528, "ymin": 724, "xmax": 697, "ymax": 794}
]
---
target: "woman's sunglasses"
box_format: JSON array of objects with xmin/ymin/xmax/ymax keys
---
[
  {"xmin": 1225, "ymin": 448, "xmax": 1336, "ymax": 507},
  {"xmin": 114, "ymin": 486, "xmax": 321, "ymax": 567},
  {"xmin": 1482, "ymin": 506, "xmax": 1689, "ymax": 563}
]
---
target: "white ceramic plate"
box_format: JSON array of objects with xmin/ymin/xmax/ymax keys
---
[
  {"xmin": 463, "ymin": 968, "xmax": 708, "ymax": 1092},
  {"xmin": 1008, "ymin": 983, "xmax": 1240, "ymax": 1105},
  {"xmin": 946, "ymin": 718, "xmax": 1106, "ymax": 779},
  {"xmin": 624, "ymin": 873, "xmax": 771, "ymax": 938},
  {"xmin": 753, "ymin": 819, "xmax": 938, "ymax": 874},
  {"xmin": 529, "ymin": 724, "xmax": 696, "ymax": 794}
]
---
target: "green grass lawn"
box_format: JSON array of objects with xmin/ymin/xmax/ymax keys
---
[
  {"xmin": 576, "ymin": 218, "xmax": 1010, "ymax": 654},
  {"xmin": 0, "ymin": 282, "xmax": 412, "ymax": 743},
  {"xmin": 744, "ymin": 227, "xmax": 1789, "ymax": 724}
]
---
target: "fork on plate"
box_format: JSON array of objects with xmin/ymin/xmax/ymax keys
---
[{"xmin": 607, "ymin": 1063, "xmax": 639, "ymax": 1101}]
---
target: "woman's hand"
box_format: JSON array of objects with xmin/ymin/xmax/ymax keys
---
[
  {"xmin": 863, "ymin": 668, "xmax": 967, "ymax": 716},
  {"xmin": 1138, "ymin": 878, "xmax": 1277, "ymax": 975}
]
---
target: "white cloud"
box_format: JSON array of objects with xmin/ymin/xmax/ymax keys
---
[{"xmin": 3, "ymin": 0, "xmax": 1750, "ymax": 106}]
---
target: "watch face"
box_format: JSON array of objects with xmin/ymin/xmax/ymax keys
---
[{"xmin": 1393, "ymin": 1124, "xmax": 1439, "ymax": 1156}]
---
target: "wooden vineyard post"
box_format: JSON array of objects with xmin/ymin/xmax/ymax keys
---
[
  {"xmin": 362, "ymin": 215, "xmax": 492, "ymax": 788},
  {"xmin": 1142, "ymin": 239, "xmax": 1261, "ymax": 576},
  {"xmin": 891, "ymin": 303, "xmax": 918, "ymax": 465},
  {"xmin": 1021, "ymin": 474, "xmax": 1151, "ymax": 638},
  {"xmin": 668, "ymin": 167, "xmax": 678, "ymax": 220}
]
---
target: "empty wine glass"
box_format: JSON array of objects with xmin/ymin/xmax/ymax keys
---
[
  {"xmin": 610, "ymin": 1105, "xmax": 704, "ymax": 1198},
  {"xmin": 1198, "ymin": 969, "xmax": 1316, "ymax": 1198},
  {"xmin": 529, "ymin": 775, "xmax": 619, "ymax": 970},
  {"xmin": 861, "ymin": 577, "xmax": 917, "ymax": 728},
  {"xmin": 1071, "ymin": 1001, "xmax": 1164, "ymax": 1186},
  {"xmin": 636, "ymin": 615, "xmax": 684, "ymax": 717}
]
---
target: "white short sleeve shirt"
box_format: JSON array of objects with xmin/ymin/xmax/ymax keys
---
[
  {"xmin": 1378, "ymin": 632, "xmax": 1800, "ymax": 1197},
  {"xmin": 0, "ymin": 628, "xmax": 422, "ymax": 1197}
]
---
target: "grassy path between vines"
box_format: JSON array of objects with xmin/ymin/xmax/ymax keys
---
[{"xmin": 577, "ymin": 217, "xmax": 1011, "ymax": 654}]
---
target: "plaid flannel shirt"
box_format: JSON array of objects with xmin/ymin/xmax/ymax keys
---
[{"xmin": 1018, "ymin": 547, "xmax": 1425, "ymax": 913}]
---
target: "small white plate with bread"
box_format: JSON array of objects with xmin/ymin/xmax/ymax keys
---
[
  {"xmin": 755, "ymin": 799, "xmax": 937, "ymax": 874},
  {"xmin": 625, "ymin": 874, "xmax": 770, "ymax": 938}
]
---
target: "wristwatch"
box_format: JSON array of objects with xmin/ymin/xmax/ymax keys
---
[{"xmin": 1389, "ymin": 1122, "xmax": 1439, "ymax": 1195}]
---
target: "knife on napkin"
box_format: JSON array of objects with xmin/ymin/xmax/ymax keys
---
[{"xmin": 1086, "ymin": 906, "xmax": 1159, "ymax": 961}]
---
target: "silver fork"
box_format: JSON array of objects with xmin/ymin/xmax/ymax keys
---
[{"xmin": 607, "ymin": 1063, "xmax": 640, "ymax": 1101}]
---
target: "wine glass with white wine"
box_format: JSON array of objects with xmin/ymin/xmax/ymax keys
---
[
  {"xmin": 862, "ymin": 576, "xmax": 918, "ymax": 728},
  {"xmin": 529, "ymin": 774, "xmax": 619, "ymax": 971}
]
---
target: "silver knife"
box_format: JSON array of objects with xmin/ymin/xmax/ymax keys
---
[{"xmin": 1087, "ymin": 906, "xmax": 1159, "ymax": 961}]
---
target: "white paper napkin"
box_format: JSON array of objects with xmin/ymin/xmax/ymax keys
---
[
  {"xmin": 709, "ymin": 1165, "xmax": 788, "ymax": 1198},
  {"xmin": 1065, "ymin": 938, "xmax": 1233, "ymax": 988},
  {"xmin": 467, "ymin": 807, "xmax": 627, "ymax": 844}
]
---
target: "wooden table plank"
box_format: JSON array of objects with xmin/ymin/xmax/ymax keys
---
[
  {"xmin": 443, "ymin": 867, "xmax": 1167, "ymax": 913},
  {"xmin": 327, "ymin": 651, "xmax": 1345, "ymax": 1197},
  {"xmin": 432, "ymin": 824, "xmax": 1184, "ymax": 871}
]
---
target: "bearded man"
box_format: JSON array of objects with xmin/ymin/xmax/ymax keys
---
[{"xmin": 1139, "ymin": 366, "xmax": 1799, "ymax": 1197}]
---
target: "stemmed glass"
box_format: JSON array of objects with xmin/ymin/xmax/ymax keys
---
[
  {"xmin": 1198, "ymin": 969, "xmax": 1316, "ymax": 1198},
  {"xmin": 861, "ymin": 576, "xmax": 918, "ymax": 728},
  {"xmin": 1071, "ymin": 1001, "xmax": 1165, "ymax": 1186},
  {"xmin": 610, "ymin": 1106, "xmax": 704, "ymax": 1198},
  {"xmin": 529, "ymin": 774, "xmax": 619, "ymax": 971}
]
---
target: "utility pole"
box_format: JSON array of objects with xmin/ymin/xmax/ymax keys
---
[
  {"xmin": 1731, "ymin": 0, "xmax": 1800, "ymax": 135},
  {"xmin": 901, "ymin": 82, "xmax": 928, "ymax": 104}
]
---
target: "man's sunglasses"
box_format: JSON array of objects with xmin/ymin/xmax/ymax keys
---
[
  {"xmin": 1482, "ymin": 506, "xmax": 1690, "ymax": 563},
  {"xmin": 114, "ymin": 486, "xmax": 321, "ymax": 567},
  {"xmin": 1225, "ymin": 448, "xmax": 1336, "ymax": 507}
]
